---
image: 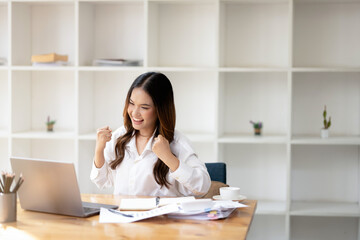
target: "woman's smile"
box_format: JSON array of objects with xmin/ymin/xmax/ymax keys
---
[{"xmin": 132, "ymin": 117, "xmax": 144, "ymax": 125}]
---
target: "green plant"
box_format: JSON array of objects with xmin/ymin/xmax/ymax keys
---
[
  {"xmin": 46, "ymin": 116, "xmax": 56, "ymax": 126},
  {"xmin": 323, "ymin": 105, "xmax": 331, "ymax": 129},
  {"xmin": 250, "ymin": 121, "xmax": 262, "ymax": 129}
]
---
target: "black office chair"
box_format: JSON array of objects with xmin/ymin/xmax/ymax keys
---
[{"xmin": 205, "ymin": 162, "xmax": 227, "ymax": 184}]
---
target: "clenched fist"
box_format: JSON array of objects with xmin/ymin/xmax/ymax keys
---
[
  {"xmin": 152, "ymin": 135, "xmax": 171, "ymax": 160},
  {"xmin": 96, "ymin": 126, "xmax": 112, "ymax": 151},
  {"xmin": 152, "ymin": 135, "xmax": 179, "ymax": 171}
]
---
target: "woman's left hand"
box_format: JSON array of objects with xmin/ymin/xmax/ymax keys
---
[
  {"xmin": 152, "ymin": 135, "xmax": 179, "ymax": 171},
  {"xmin": 152, "ymin": 134, "xmax": 172, "ymax": 161}
]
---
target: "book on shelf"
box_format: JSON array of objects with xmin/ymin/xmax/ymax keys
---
[
  {"xmin": 93, "ymin": 58, "xmax": 142, "ymax": 67},
  {"xmin": 31, "ymin": 53, "xmax": 68, "ymax": 63}
]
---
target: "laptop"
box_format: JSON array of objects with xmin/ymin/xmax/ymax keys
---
[{"xmin": 10, "ymin": 157, "xmax": 118, "ymax": 217}]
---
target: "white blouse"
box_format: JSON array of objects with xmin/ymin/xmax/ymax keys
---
[{"xmin": 90, "ymin": 126, "xmax": 211, "ymax": 197}]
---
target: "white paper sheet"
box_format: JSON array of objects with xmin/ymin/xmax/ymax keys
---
[
  {"xmin": 158, "ymin": 196, "xmax": 196, "ymax": 206},
  {"xmin": 119, "ymin": 196, "xmax": 196, "ymax": 210},
  {"xmin": 99, "ymin": 204, "xmax": 180, "ymax": 223}
]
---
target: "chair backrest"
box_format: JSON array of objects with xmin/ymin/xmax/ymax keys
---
[{"xmin": 205, "ymin": 162, "xmax": 227, "ymax": 184}]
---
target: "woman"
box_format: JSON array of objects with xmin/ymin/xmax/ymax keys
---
[{"xmin": 90, "ymin": 72, "xmax": 211, "ymax": 197}]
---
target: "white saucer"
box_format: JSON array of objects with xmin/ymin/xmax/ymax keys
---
[{"xmin": 212, "ymin": 195, "xmax": 247, "ymax": 201}]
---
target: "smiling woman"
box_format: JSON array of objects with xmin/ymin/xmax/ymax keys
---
[{"xmin": 90, "ymin": 72, "xmax": 211, "ymax": 197}]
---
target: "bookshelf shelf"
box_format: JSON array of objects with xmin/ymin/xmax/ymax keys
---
[
  {"xmin": 11, "ymin": 131, "xmax": 75, "ymax": 140},
  {"xmin": 291, "ymin": 135, "xmax": 360, "ymax": 145},
  {"xmin": 11, "ymin": 66, "xmax": 75, "ymax": 71},
  {"xmin": 1, "ymin": 1, "xmax": 359, "ymax": 239},
  {"xmin": 218, "ymin": 134, "xmax": 287, "ymax": 144},
  {"xmin": 219, "ymin": 67, "xmax": 289, "ymax": 72},
  {"xmin": 292, "ymin": 67, "xmax": 360, "ymax": 72},
  {"xmin": 290, "ymin": 201, "xmax": 360, "ymax": 217},
  {"xmin": 78, "ymin": 66, "xmax": 145, "ymax": 72}
]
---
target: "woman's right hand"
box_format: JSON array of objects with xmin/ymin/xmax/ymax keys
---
[{"xmin": 96, "ymin": 126, "xmax": 112, "ymax": 151}]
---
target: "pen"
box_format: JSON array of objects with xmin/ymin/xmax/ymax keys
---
[
  {"xmin": 156, "ymin": 196, "xmax": 160, "ymax": 207},
  {"xmin": 108, "ymin": 209, "xmax": 134, "ymax": 218},
  {"xmin": 12, "ymin": 174, "xmax": 24, "ymax": 193}
]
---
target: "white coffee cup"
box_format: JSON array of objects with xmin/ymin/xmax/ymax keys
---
[{"xmin": 219, "ymin": 187, "xmax": 240, "ymax": 200}]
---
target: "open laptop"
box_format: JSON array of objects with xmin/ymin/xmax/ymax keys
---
[{"xmin": 10, "ymin": 157, "xmax": 118, "ymax": 217}]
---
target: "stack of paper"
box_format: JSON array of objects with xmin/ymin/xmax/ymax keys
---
[
  {"xmin": 99, "ymin": 198, "xmax": 248, "ymax": 223},
  {"xmin": 167, "ymin": 200, "xmax": 248, "ymax": 220},
  {"xmin": 92, "ymin": 58, "xmax": 142, "ymax": 67}
]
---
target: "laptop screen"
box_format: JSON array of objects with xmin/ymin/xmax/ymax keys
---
[{"xmin": 10, "ymin": 157, "xmax": 86, "ymax": 217}]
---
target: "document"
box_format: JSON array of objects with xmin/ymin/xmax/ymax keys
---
[
  {"xmin": 119, "ymin": 196, "xmax": 195, "ymax": 210},
  {"xmin": 167, "ymin": 201, "xmax": 248, "ymax": 220},
  {"xmin": 99, "ymin": 204, "xmax": 180, "ymax": 223},
  {"xmin": 167, "ymin": 208, "xmax": 237, "ymax": 220},
  {"xmin": 99, "ymin": 200, "xmax": 248, "ymax": 223}
]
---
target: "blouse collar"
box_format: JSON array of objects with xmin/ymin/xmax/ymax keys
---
[{"xmin": 127, "ymin": 128, "xmax": 158, "ymax": 156}]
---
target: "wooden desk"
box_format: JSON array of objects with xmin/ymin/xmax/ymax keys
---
[{"xmin": 0, "ymin": 194, "xmax": 257, "ymax": 240}]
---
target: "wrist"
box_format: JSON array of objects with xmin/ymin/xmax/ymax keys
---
[
  {"xmin": 95, "ymin": 143, "xmax": 106, "ymax": 152},
  {"xmin": 162, "ymin": 154, "xmax": 179, "ymax": 172},
  {"xmin": 159, "ymin": 151, "xmax": 173, "ymax": 163}
]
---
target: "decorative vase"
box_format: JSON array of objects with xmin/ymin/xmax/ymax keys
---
[
  {"xmin": 254, "ymin": 128, "xmax": 262, "ymax": 136},
  {"xmin": 321, "ymin": 129, "xmax": 329, "ymax": 138},
  {"xmin": 47, "ymin": 124, "xmax": 54, "ymax": 132}
]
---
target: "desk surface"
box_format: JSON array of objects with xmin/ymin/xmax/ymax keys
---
[{"xmin": 0, "ymin": 194, "xmax": 257, "ymax": 240}]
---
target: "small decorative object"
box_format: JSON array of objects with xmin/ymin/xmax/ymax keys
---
[
  {"xmin": 250, "ymin": 121, "xmax": 262, "ymax": 136},
  {"xmin": 46, "ymin": 116, "xmax": 56, "ymax": 132},
  {"xmin": 321, "ymin": 105, "xmax": 331, "ymax": 138}
]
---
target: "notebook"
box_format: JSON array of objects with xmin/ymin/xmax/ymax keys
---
[{"xmin": 10, "ymin": 157, "xmax": 118, "ymax": 217}]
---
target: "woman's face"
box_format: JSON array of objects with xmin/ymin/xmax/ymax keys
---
[{"xmin": 127, "ymin": 87, "xmax": 158, "ymax": 135}]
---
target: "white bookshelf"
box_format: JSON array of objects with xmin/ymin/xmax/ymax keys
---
[{"xmin": 1, "ymin": 0, "xmax": 359, "ymax": 239}]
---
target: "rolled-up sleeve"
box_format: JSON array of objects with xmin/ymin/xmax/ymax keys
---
[
  {"xmin": 90, "ymin": 160, "xmax": 114, "ymax": 189},
  {"xmin": 90, "ymin": 127, "xmax": 124, "ymax": 190}
]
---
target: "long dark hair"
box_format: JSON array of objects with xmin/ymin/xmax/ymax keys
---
[{"xmin": 110, "ymin": 72, "xmax": 176, "ymax": 188}]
